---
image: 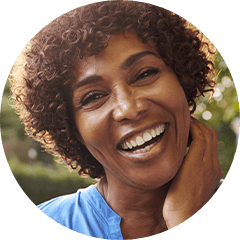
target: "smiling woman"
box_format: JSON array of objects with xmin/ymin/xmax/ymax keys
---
[
  {"xmin": 71, "ymin": 32, "xmax": 190, "ymax": 191},
  {"xmin": 9, "ymin": 0, "xmax": 223, "ymax": 239}
]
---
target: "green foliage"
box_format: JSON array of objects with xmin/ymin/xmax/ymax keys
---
[
  {"xmin": 1, "ymin": 77, "xmax": 96, "ymax": 205},
  {"xmin": 1, "ymin": 79, "xmax": 26, "ymax": 142},
  {"xmin": 193, "ymin": 52, "xmax": 239, "ymax": 178},
  {"xmin": 8, "ymin": 156, "xmax": 96, "ymax": 205},
  {"xmin": 0, "ymin": 51, "xmax": 239, "ymax": 205}
]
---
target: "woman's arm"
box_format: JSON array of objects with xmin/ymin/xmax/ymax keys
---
[{"xmin": 163, "ymin": 117, "xmax": 223, "ymax": 229}]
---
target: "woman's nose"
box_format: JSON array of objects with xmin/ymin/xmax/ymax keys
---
[{"xmin": 112, "ymin": 87, "xmax": 148, "ymax": 122}]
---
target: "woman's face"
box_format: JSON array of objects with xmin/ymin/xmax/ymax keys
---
[{"xmin": 70, "ymin": 32, "xmax": 190, "ymax": 189}]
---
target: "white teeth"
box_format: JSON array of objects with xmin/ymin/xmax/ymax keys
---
[
  {"xmin": 151, "ymin": 129, "xmax": 156, "ymax": 138},
  {"xmin": 123, "ymin": 142, "xmax": 128, "ymax": 150},
  {"xmin": 136, "ymin": 136, "xmax": 144, "ymax": 146},
  {"xmin": 135, "ymin": 149, "xmax": 141, "ymax": 153},
  {"xmin": 143, "ymin": 132, "xmax": 152, "ymax": 142},
  {"xmin": 156, "ymin": 125, "xmax": 165, "ymax": 135},
  {"xmin": 133, "ymin": 145, "xmax": 151, "ymax": 154},
  {"xmin": 121, "ymin": 124, "xmax": 166, "ymax": 151},
  {"xmin": 145, "ymin": 145, "xmax": 150, "ymax": 151},
  {"xmin": 130, "ymin": 140, "xmax": 137, "ymax": 147},
  {"xmin": 159, "ymin": 125, "xmax": 165, "ymax": 133},
  {"xmin": 126, "ymin": 142, "xmax": 132, "ymax": 149}
]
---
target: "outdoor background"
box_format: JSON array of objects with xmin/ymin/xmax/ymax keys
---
[{"xmin": 1, "ymin": 50, "xmax": 239, "ymax": 206}]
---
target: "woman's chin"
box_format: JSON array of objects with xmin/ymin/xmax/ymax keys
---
[{"xmin": 120, "ymin": 166, "xmax": 178, "ymax": 191}]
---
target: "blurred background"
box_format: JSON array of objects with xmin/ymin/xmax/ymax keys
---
[{"xmin": 0, "ymin": 51, "xmax": 239, "ymax": 206}]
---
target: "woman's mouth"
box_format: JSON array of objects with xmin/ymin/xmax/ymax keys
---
[{"xmin": 118, "ymin": 123, "xmax": 166, "ymax": 154}]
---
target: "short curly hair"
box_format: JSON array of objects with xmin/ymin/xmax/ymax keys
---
[{"xmin": 10, "ymin": 0, "xmax": 216, "ymax": 178}]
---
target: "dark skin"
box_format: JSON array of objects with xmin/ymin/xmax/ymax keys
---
[
  {"xmin": 163, "ymin": 117, "xmax": 223, "ymax": 228},
  {"xmin": 97, "ymin": 175, "xmax": 170, "ymax": 238},
  {"xmin": 70, "ymin": 31, "xmax": 223, "ymax": 239},
  {"xmin": 96, "ymin": 119, "xmax": 222, "ymax": 239}
]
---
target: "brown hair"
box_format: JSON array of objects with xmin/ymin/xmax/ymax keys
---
[{"xmin": 10, "ymin": 0, "xmax": 216, "ymax": 178}]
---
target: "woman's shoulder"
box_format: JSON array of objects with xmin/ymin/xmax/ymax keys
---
[
  {"xmin": 37, "ymin": 184, "xmax": 122, "ymax": 239},
  {"xmin": 38, "ymin": 191, "xmax": 78, "ymax": 211},
  {"xmin": 37, "ymin": 185, "xmax": 96, "ymax": 224},
  {"xmin": 38, "ymin": 189, "xmax": 81, "ymax": 218}
]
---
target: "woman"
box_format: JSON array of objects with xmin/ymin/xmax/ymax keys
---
[{"xmin": 10, "ymin": 1, "xmax": 223, "ymax": 239}]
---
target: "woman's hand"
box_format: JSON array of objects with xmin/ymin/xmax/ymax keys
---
[{"xmin": 163, "ymin": 117, "xmax": 223, "ymax": 229}]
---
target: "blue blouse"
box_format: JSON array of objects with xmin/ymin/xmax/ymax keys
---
[{"xmin": 38, "ymin": 185, "xmax": 123, "ymax": 240}]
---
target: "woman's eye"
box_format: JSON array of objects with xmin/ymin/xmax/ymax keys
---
[
  {"xmin": 135, "ymin": 68, "xmax": 160, "ymax": 82},
  {"xmin": 80, "ymin": 92, "xmax": 105, "ymax": 107}
]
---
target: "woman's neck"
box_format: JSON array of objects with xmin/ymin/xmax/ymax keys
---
[{"xmin": 97, "ymin": 174, "xmax": 170, "ymax": 239}]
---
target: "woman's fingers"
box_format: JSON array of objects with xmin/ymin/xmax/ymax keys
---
[
  {"xmin": 190, "ymin": 117, "xmax": 223, "ymax": 179},
  {"xmin": 187, "ymin": 117, "xmax": 207, "ymax": 161},
  {"xmin": 163, "ymin": 117, "xmax": 223, "ymax": 228}
]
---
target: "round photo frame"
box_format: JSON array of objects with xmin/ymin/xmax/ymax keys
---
[{"xmin": 1, "ymin": 1, "xmax": 239, "ymax": 240}]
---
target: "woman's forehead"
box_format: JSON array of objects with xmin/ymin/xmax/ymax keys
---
[{"xmin": 73, "ymin": 31, "xmax": 159, "ymax": 77}]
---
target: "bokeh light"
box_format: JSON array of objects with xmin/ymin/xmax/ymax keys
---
[
  {"xmin": 28, "ymin": 148, "xmax": 37, "ymax": 159},
  {"xmin": 202, "ymin": 110, "xmax": 213, "ymax": 120}
]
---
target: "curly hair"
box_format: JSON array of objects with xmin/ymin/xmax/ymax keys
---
[{"xmin": 10, "ymin": 0, "xmax": 216, "ymax": 178}]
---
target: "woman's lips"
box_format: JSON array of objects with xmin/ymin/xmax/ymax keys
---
[
  {"xmin": 119, "ymin": 123, "xmax": 166, "ymax": 151},
  {"xmin": 117, "ymin": 123, "xmax": 168, "ymax": 162}
]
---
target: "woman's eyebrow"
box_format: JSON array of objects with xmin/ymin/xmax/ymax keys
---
[
  {"xmin": 72, "ymin": 51, "xmax": 160, "ymax": 94},
  {"xmin": 121, "ymin": 51, "xmax": 160, "ymax": 70},
  {"xmin": 72, "ymin": 75, "xmax": 103, "ymax": 92}
]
